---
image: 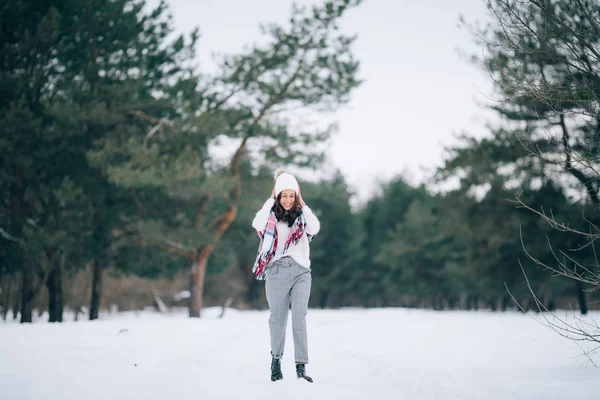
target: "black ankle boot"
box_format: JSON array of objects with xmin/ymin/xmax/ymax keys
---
[
  {"xmin": 271, "ymin": 358, "xmax": 283, "ymax": 382},
  {"xmin": 296, "ymin": 363, "xmax": 313, "ymax": 383}
]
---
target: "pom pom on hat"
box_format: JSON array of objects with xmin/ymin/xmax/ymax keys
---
[
  {"xmin": 274, "ymin": 168, "xmax": 287, "ymax": 181},
  {"xmin": 274, "ymin": 168, "xmax": 299, "ymax": 197}
]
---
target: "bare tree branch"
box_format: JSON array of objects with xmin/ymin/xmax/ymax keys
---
[
  {"xmin": 157, "ymin": 240, "xmax": 196, "ymax": 260},
  {"xmin": 0, "ymin": 227, "xmax": 21, "ymax": 243},
  {"xmin": 128, "ymin": 110, "xmax": 176, "ymax": 151},
  {"xmin": 505, "ymin": 262, "xmax": 600, "ymax": 366}
]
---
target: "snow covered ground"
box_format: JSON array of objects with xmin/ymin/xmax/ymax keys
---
[{"xmin": 1, "ymin": 307, "xmax": 599, "ymax": 400}]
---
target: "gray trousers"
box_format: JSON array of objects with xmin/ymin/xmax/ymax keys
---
[{"xmin": 265, "ymin": 256, "xmax": 312, "ymax": 364}]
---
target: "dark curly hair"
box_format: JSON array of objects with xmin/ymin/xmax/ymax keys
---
[{"xmin": 272, "ymin": 192, "xmax": 300, "ymax": 227}]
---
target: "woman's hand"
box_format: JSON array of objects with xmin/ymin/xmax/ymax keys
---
[{"xmin": 297, "ymin": 185, "xmax": 306, "ymax": 208}]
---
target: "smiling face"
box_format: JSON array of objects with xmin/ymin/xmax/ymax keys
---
[{"xmin": 279, "ymin": 189, "xmax": 297, "ymax": 211}]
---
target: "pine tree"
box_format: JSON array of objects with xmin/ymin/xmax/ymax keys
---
[
  {"xmin": 441, "ymin": 0, "xmax": 600, "ymax": 313},
  {"xmin": 1, "ymin": 1, "xmax": 69, "ymax": 322},
  {"xmin": 0, "ymin": 0, "xmax": 200, "ymax": 322}
]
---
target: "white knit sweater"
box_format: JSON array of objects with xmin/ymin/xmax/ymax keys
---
[{"xmin": 251, "ymin": 198, "xmax": 321, "ymax": 269}]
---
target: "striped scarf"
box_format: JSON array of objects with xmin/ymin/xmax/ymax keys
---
[{"xmin": 252, "ymin": 209, "xmax": 314, "ymax": 280}]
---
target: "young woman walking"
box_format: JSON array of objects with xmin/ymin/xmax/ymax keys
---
[{"xmin": 251, "ymin": 169, "xmax": 321, "ymax": 383}]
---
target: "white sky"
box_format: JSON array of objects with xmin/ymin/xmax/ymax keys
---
[{"xmin": 157, "ymin": 0, "xmax": 498, "ymax": 202}]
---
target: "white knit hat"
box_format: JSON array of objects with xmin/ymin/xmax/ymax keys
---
[{"xmin": 274, "ymin": 169, "xmax": 299, "ymax": 197}]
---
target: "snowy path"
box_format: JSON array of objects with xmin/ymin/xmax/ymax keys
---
[{"xmin": 1, "ymin": 308, "xmax": 599, "ymax": 400}]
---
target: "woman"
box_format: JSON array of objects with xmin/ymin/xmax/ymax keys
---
[{"xmin": 251, "ymin": 169, "xmax": 321, "ymax": 383}]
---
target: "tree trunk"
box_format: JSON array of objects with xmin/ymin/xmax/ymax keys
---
[
  {"xmin": 89, "ymin": 259, "xmax": 103, "ymax": 320},
  {"xmin": 459, "ymin": 292, "xmax": 468, "ymax": 310},
  {"xmin": 319, "ymin": 291, "xmax": 330, "ymax": 309},
  {"xmin": 189, "ymin": 246, "xmax": 212, "ymax": 318},
  {"xmin": 521, "ymin": 297, "xmax": 531, "ymax": 312},
  {"xmin": 447, "ymin": 297, "xmax": 456, "ymax": 310},
  {"xmin": 576, "ymin": 280, "xmax": 587, "ymax": 315},
  {"xmin": 498, "ymin": 296, "xmax": 508, "ymax": 312},
  {"xmin": 489, "ymin": 298, "xmax": 497, "ymax": 311},
  {"xmin": 46, "ymin": 257, "xmax": 63, "ymax": 323},
  {"xmin": 187, "ymin": 193, "xmax": 237, "ymax": 318},
  {"xmin": 495, "ymin": 296, "xmax": 503, "ymax": 312},
  {"xmin": 10, "ymin": 165, "xmax": 31, "ymax": 323},
  {"xmin": 0, "ymin": 274, "xmax": 9, "ymax": 320},
  {"xmin": 20, "ymin": 268, "xmax": 34, "ymax": 323},
  {"xmin": 0, "ymin": 274, "xmax": 21, "ymax": 321},
  {"xmin": 560, "ymin": 115, "xmax": 595, "ymax": 315},
  {"xmin": 12, "ymin": 277, "xmax": 20, "ymax": 320}
]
